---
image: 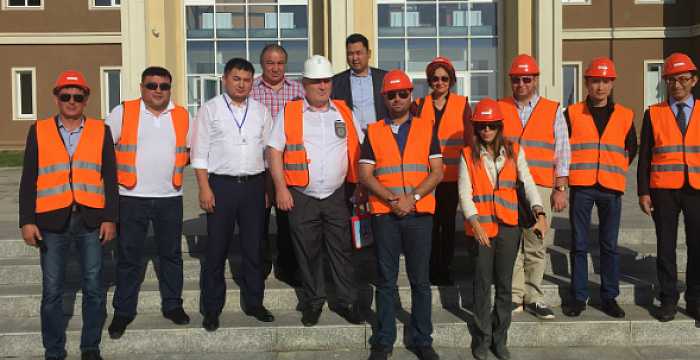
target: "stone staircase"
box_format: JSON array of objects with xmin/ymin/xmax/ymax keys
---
[{"xmin": 1, "ymin": 213, "xmax": 699, "ymax": 358}]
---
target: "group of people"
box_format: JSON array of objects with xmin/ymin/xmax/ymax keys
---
[{"xmin": 17, "ymin": 31, "xmax": 700, "ymax": 360}]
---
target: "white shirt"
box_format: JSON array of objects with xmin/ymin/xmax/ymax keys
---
[
  {"xmin": 267, "ymin": 99, "xmax": 358, "ymax": 199},
  {"xmin": 106, "ymin": 100, "xmax": 191, "ymax": 198},
  {"xmin": 458, "ymin": 146, "xmax": 543, "ymax": 221},
  {"xmin": 190, "ymin": 94, "xmax": 272, "ymax": 176}
]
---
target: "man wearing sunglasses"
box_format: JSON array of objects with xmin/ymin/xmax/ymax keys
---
[
  {"xmin": 499, "ymin": 54, "xmax": 571, "ymax": 320},
  {"xmin": 359, "ymin": 70, "xmax": 443, "ymax": 360},
  {"xmin": 106, "ymin": 67, "xmax": 192, "ymax": 338},
  {"xmin": 268, "ymin": 55, "xmax": 364, "ymax": 327},
  {"xmin": 638, "ymin": 52, "xmax": 700, "ymax": 322},
  {"xmin": 19, "ymin": 70, "xmax": 119, "ymax": 360}
]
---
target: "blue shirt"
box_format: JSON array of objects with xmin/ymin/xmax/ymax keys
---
[
  {"xmin": 57, "ymin": 117, "xmax": 84, "ymax": 157},
  {"xmin": 350, "ymin": 69, "xmax": 377, "ymax": 130},
  {"xmin": 669, "ymin": 95, "xmax": 694, "ymax": 127}
]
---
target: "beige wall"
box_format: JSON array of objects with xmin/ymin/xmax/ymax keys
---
[
  {"xmin": 563, "ymin": 0, "xmax": 697, "ymax": 29},
  {"xmin": 0, "ymin": 1, "xmax": 120, "ymax": 33},
  {"xmin": 0, "ymin": 44, "xmax": 122, "ymax": 148}
]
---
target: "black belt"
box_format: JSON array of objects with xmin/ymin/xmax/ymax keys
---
[{"xmin": 212, "ymin": 172, "xmax": 264, "ymax": 183}]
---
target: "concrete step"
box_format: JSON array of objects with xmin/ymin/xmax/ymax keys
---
[{"xmin": 1, "ymin": 305, "xmax": 699, "ymax": 357}]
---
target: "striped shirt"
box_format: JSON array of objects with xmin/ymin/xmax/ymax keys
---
[{"xmin": 251, "ymin": 76, "xmax": 305, "ymax": 120}]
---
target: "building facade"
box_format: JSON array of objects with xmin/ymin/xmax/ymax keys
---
[{"xmin": 0, "ymin": 0, "xmax": 696, "ymax": 148}]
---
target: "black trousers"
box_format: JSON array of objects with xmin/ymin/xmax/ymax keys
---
[
  {"xmin": 287, "ymin": 186, "xmax": 357, "ymax": 310},
  {"xmin": 650, "ymin": 186, "xmax": 700, "ymax": 305},
  {"xmin": 200, "ymin": 174, "xmax": 266, "ymax": 316},
  {"xmin": 471, "ymin": 225, "xmax": 520, "ymax": 351},
  {"xmin": 430, "ymin": 181, "xmax": 459, "ymax": 279},
  {"xmin": 264, "ymin": 206, "xmax": 297, "ymax": 276}
]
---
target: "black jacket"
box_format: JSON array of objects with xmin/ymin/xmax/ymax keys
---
[
  {"xmin": 19, "ymin": 116, "xmax": 119, "ymax": 232},
  {"xmin": 331, "ymin": 67, "xmax": 388, "ymax": 121}
]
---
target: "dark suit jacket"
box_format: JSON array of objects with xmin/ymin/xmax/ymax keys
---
[
  {"xmin": 331, "ymin": 67, "xmax": 388, "ymax": 121},
  {"xmin": 19, "ymin": 116, "xmax": 119, "ymax": 232}
]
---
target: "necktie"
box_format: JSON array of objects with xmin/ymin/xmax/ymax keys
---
[{"xmin": 676, "ymin": 103, "xmax": 687, "ymax": 134}]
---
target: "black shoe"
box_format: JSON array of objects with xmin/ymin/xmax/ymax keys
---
[
  {"xmin": 524, "ymin": 301, "xmax": 555, "ymax": 319},
  {"xmin": 601, "ymin": 299, "xmax": 625, "ymax": 318},
  {"xmin": 301, "ymin": 307, "xmax": 322, "ymax": 327},
  {"xmin": 656, "ymin": 303, "xmax": 677, "ymax": 322},
  {"xmin": 163, "ymin": 307, "xmax": 191, "ymax": 325},
  {"xmin": 471, "ymin": 346, "xmax": 489, "ymax": 360},
  {"xmin": 491, "ymin": 345, "xmax": 511, "ymax": 360},
  {"xmin": 414, "ymin": 345, "xmax": 439, "ymax": 360},
  {"xmin": 368, "ymin": 346, "xmax": 391, "ymax": 360},
  {"xmin": 563, "ymin": 300, "xmax": 586, "ymax": 317},
  {"xmin": 685, "ymin": 303, "xmax": 700, "ymax": 320},
  {"xmin": 107, "ymin": 314, "xmax": 132, "ymax": 339},
  {"xmin": 335, "ymin": 305, "xmax": 365, "ymax": 325},
  {"xmin": 46, "ymin": 357, "xmax": 64, "ymax": 360},
  {"xmin": 81, "ymin": 350, "xmax": 103, "ymax": 360},
  {"xmin": 245, "ymin": 306, "xmax": 275, "ymax": 322},
  {"xmin": 202, "ymin": 314, "xmax": 220, "ymax": 332}
]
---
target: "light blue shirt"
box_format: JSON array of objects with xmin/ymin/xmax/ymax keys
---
[
  {"xmin": 669, "ymin": 95, "xmax": 694, "ymax": 127},
  {"xmin": 350, "ymin": 69, "xmax": 377, "ymax": 130},
  {"xmin": 57, "ymin": 117, "xmax": 84, "ymax": 157}
]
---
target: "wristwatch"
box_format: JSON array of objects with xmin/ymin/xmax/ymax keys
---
[
  {"xmin": 413, "ymin": 193, "xmax": 422, "ymax": 201},
  {"xmin": 554, "ymin": 185, "xmax": 567, "ymax": 192}
]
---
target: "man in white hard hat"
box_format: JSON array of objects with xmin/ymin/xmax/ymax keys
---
[{"xmin": 268, "ymin": 55, "xmax": 364, "ymax": 327}]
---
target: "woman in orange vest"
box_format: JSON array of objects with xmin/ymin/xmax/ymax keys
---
[
  {"xmin": 564, "ymin": 58, "xmax": 637, "ymax": 319},
  {"xmin": 458, "ymin": 98, "xmax": 547, "ymax": 360},
  {"xmin": 414, "ymin": 56, "xmax": 472, "ymax": 286}
]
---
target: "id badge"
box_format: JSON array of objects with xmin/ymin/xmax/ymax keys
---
[
  {"xmin": 233, "ymin": 136, "xmax": 247, "ymax": 145},
  {"xmin": 334, "ymin": 120, "xmax": 347, "ymax": 138}
]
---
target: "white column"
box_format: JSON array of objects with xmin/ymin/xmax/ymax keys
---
[
  {"xmin": 120, "ymin": 0, "xmax": 148, "ymax": 100},
  {"xmin": 329, "ymin": 0, "xmax": 352, "ymax": 72},
  {"xmin": 534, "ymin": 0, "xmax": 562, "ymax": 101}
]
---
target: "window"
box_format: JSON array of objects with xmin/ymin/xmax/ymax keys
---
[
  {"xmin": 101, "ymin": 67, "xmax": 122, "ymax": 118},
  {"xmin": 561, "ymin": 0, "xmax": 591, "ymax": 4},
  {"xmin": 11, "ymin": 67, "xmax": 36, "ymax": 120},
  {"xmin": 377, "ymin": 0, "xmax": 500, "ymax": 103},
  {"xmin": 635, "ymin": 0, "xmax": 675, "ymax": 4},
  {"xmin": 92, "ymin": 0, "xmax": 120, "ymax": 8},
  {"xmin": 562, "ymin": 62, "xmax": 581, "ymax": 108},
  {"xmin": 5, "ymin": 0, "xmax": 42, "ymax": 8},
  {"xmin": 185, "ymin": 0, "xmax": 309, "ymax": 116},
  {"xmin": 645, "ymin": 61, "xmax": 666, "ymax": 108}
]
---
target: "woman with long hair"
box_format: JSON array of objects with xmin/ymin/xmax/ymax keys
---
[
  {"xmin": 414, "ymin": 56, "xmax": 472, "ymax": 285},
  {"xmin": 458, "ymin": 98, "xmax": 548, "ymax": 360}
]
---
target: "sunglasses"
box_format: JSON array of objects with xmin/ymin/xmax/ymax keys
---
[
  {"xmin": 474, "ymin": 122, "xmax": 503, "ymax": 132},
  {"xmin": 386, "ymin": 90, "xmax": 410, "ymax": 100},
  {"xmin": 430, "ymin": 76, "xmax": 450, "ymax": 84},
  {"xmin": 144, "ymin": 82, "xmax": 172, "ymax": 91},
  {"xmin": 510, "ymin": 76, "xmax": 534, "ymax": 85},
  {"xmin": 57, "ymin": 93, "xmax": 86, "ymax": 103}
]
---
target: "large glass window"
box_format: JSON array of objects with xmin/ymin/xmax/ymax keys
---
[
  {"xmin": 562, "ymin": 63, "xmax": 581, "ymax": 108},
  {"xmin": 645, "ymin": 61, "xmax": 666, "ymax": 108},
  {"xmin": 377, "ymin": 0, "xmax": 501, "ymax": 102},
  {"xmin": 185, "ymin": 0, "xmax": 309, "ymax": 116},
  {"xmin": 11, "ymin": 67, "xmax": 36, "ymax": 120}
]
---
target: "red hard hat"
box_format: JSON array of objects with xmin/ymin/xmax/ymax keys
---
[
  {"xmin": 428, "ymin": 56, "xmax": 454, "ymax": 71},
  {"xmin": 585, "ymin": 57, "xmax": 617, "ymax": 79},
  {"xmin": 663, "ymin": 52, "xmax": 697, "ymax": 77},
  {"xmin": 54, "ymin": 70, "xmax": 90, "ymax": 93},
  {"xmin": 472, "ymin": 98, "xmax": 503, "ymax": 123},
  {"xmin": 381, "ymin": 69, "xmax": 413, "ymax": 94},
  {"xmin": 509, "ymin": 54, "xmax": 540, "ymax": 76}
]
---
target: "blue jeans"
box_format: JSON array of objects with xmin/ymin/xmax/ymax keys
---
[
  {"xmin": 40, "ymin": 212, "xmax": 105, "ymax": 359},
  {"xmin": 569, "ymin": 186, "xmax": 622, "ymax": 302},
  {"xmin": 370, "ymin": 213, "xmax": 433, "ymax": 350},
  {"xmin": 113, "ymin": 196, "xmax": 184, "ymax": 318}
]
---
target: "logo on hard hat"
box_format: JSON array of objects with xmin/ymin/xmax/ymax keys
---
[
  {"xmin": 518, "ymin": 65, "xmax": 528, "ymax": 69},
  {"xmin": 673, "ymin": 62, "xmax": 686, "ymax": 68},
  {"xmin": 598, "ymin": 65, "xmax": 608, "ymax": 70},
  {"xmin": 481, "ymin": 109, "xmax": 493, "ymax": 116},
  {"xmin": 66, "ymin": 76, "xmax": 79, "ymax": 81},
  {"xmin": 390, "ymin": 79, "xmax": 401, "ymax": 84}
]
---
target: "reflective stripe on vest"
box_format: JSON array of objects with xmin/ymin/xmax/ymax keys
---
[
  {"xmin": 500, "ymin": 97, "xmax": 559, "ymax": 187},
  {"xmin": 282, "ymin": 99, "xmax": 360, "ymax": 187},
  {"xmin": 35, "ymin": 117, "xmax": 106, "ymax": 213},
  {"xmin": 367, "ymin": 117, "xmax": 436, "ymax": 214},
  {"xmin": 567, "ymin": 102, "xmax": 633, "ymax": 192},
  {"xmin": 649, "ymin": 100, "xmax": 700, "ymax": 189},
  {"xmin": 417, "ymin": 93, "xmax": 468, "ymax": 182},
  {"xmin": 462, "ymin": 144, "xmax": 519, "ymax": 238},
  {"xmin": 115, "ymin": 99, "xmax": 190, "ymax": 189}
]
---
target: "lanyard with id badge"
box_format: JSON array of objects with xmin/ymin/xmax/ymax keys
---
[{"xmin": 224, "ymin": 95, "xmax": 248, "ymax": 145}]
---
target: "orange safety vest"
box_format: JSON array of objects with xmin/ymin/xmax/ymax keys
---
[
  {"xmin": 366, "ymin": 117, "xmax": 436, "ymax": 215},
  {"xmin": 115, "ymin": 99, "xmax": 190, "ymax": 189},
  {"xmin": 649, "ymin": 100, "xmax": 700, "ymax": 189},
  {"xmin": 35, "ymin": 117, "xmax": 105, "ymax": 213},
  {"xmin": 568, "ymin": 102, "xmax": 633, "ymax": 193},
  {"xmin": 462, "ymin": 144, "xmax": 519, "ymax": 238},
  {"xmin": 499, "ymin": 97, "xmax": 559, "ymax": 187},
  {"xmin": 416, "ymin": 93, "xmax": 468, "ymax": 182},
  {"xmin": 282, "ymin": 99, "xmax": 360, "ymax": 187}
]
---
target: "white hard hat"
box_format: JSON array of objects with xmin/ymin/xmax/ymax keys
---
[{"xmin": 302, "ymin": 55, "xmax": 334, "ymax": 79}]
